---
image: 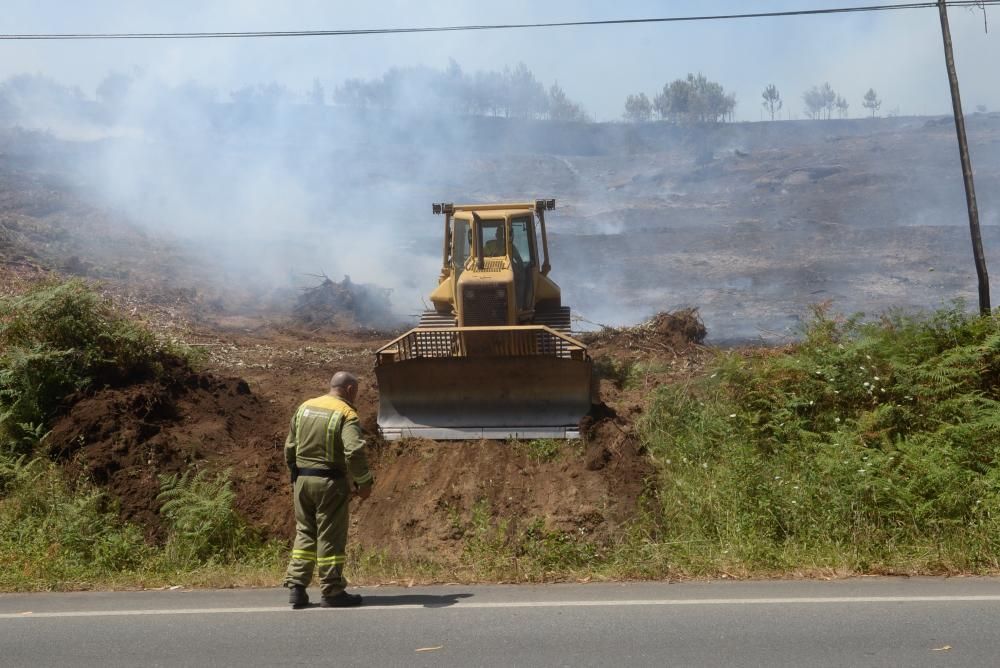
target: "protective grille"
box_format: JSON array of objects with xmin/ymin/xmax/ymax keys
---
[
  {"xmin": 407, "ymin": 329, "xmax": 461, "ymax": 357},
  {"xmin": 462, "ymin": 284, "xmax": 507, "ymax": 326},
  {"xmin": 382, "ymin": 326, "xmax": 586, "ymax": 362}
]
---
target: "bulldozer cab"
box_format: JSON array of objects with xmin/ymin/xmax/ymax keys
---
[
  {"xmin": 453, "ymin": 214, "xmax": 538, "ymax": 314},
  {"xmin": 433, "ymin": 200, "xmax": 557, "ymax": 325}
]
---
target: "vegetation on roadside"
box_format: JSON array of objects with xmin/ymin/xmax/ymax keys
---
[
  {"xmin": 6, "ymin": 286, "xmax": 1000, "ymax": 590},
  {"xmin": 0, "ymin": 281, "xmax": 274, "ymax": 591},
  {"xmin": 395, "ymin": 305, "xmax": 1000, "ymax": 582},
  {"xmin": 0, "ymin": 454, "xmax": 282, "ymax": 591},
  {"xmin": 634, "ymin": 304, "xmax": 1000, "ymax": 574},
  {"xmin": 0, "ymin": 280, "xmax": 196, "ymax": 454}
]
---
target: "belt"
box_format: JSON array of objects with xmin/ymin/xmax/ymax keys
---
[{"xmin": 297, "ymin": 467, "xmax": 344, "ymax": 479}]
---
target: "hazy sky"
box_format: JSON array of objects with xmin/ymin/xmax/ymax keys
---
[{"xmin": 2, "ymin": 1, "xmax": 997, "ymax": 120}]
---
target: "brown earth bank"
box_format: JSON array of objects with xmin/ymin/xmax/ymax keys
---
[
  {"xmin": 353, "ymin": 433, "xmax": 651, "ymax": 562},
  {"xmin": 4, "ymin": 118, "xmax": 850, "ymax": 564},
  {"xmin": 33, "ymin": 295, "xmax": 703, "ymax": 561}
]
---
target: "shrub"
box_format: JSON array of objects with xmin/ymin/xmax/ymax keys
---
[
  {"xmin": 0, "ymin": 280, "xmax": 186, "ymax": 453},
  {"xmin": 639, "ymin": 305, "xmax": 1000, "ymax": 572}
]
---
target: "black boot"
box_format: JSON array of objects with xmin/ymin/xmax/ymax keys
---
[
  {"xmin": 288, "ymin": 585, "xmax": 309, "ymax": 609},
  {"xmin": 320, "ymin": 591, "xmax": 362, "ymax": 608}
]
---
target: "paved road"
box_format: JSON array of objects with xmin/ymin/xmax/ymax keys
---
[{"xmin": 2, "ymin": 578, "xmax": 999, "ymax": 667}]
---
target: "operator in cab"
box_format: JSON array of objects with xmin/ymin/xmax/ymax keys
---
[{"xmin": 483, "ymin": 224, "xmax": 506, "ymax": 257}]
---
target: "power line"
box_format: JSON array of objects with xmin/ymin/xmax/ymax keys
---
[{"xmin": 0, "ymin": 1, "xmax": 997, "ymax": 40}]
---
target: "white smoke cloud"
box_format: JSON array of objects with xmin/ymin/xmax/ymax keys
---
[
  {"xmin": 0, "ymin": 0, "xmax": 998, "ymax": 339},
  {"xmin": 1, "ymin": 1, "xmax": 997, "ymax": 120}
]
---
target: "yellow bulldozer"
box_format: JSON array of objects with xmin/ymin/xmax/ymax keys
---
[{"xmin": 375, "ymin": 199, "xmax": 593, "ymax": 440}]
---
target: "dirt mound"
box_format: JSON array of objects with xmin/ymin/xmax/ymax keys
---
[
  {"xmin": 46, "ymin": 366, "xmax": 289, "ymax": 541},
  {"xmin": 581, "ymin": 310, "xmax": 712, "ymax": 432},
  {"xmin": 293, "ymin": 275, "xmax": 395, "ymax": 330},
  {"xmin": 352, "ymin": 429, "xmax": 652, "ymax": 562},
  {"xmin": 42, "ymin": 344, "xmax": 655, "ymax": 562},
  {"xmin": 582, "ymin": 309, "xmax": 707, "ymax": 356}
]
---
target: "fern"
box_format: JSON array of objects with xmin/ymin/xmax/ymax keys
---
[{"xmin": 157, "ymin": 468, "xmax": 254, "ymax": 565}]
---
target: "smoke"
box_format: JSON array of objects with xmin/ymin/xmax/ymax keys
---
[
  {"xmin": 3, "ymin": 65, "xmax": 999, "ymax": 341},
  {"xmin": 0, "ymin": 0, "xmax": 998, "ymax": 339},
  {"xmin": 1, "ymin": 1, "xmax": 998, "ymax": 122},
  {"xmin": 0, "ymin": 66, "xmax": 598, "ymax": 324}
]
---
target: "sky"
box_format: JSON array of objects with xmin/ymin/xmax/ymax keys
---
[{"xmin": 1, "ymin": 0, "xmax": 998, "ymax": 121}]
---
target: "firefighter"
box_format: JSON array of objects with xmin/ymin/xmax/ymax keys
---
[{"xmin": 284, "ymin": 371, "xmax": 373, "ymax": 609}]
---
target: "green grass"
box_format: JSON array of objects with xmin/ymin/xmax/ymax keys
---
[
  {"xmin": 457, "ymin": 500, "xmax": 600, "ymax": 581},
  {"xmin": 9, "ymin": 297, "xmax": 1000, "ymax": 590},
  {"xmin": 0, "ymin": 455, "xmax": 150, "ymax": 589},
  {"xmin": 513, "ymin": 438, "xmax": 569, "ymax": 462},
  {"xmin": 633, "ymin": 304, "xmax": 1000, "ymax": 574},
  {"xmin": 0, "ymin": 454, "xmax": 288, "ymax": 591}
]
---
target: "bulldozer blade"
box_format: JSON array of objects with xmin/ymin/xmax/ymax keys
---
[{"xmin": 376, "ymin": 355, "xmax": 593, "ymax": 441}]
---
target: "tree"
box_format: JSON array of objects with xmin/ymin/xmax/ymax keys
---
[
  {"xmin": 96, "ymin": 71, "xmax": 134, "ymax": 108},
  {"xmin": 230, "ymin": 83, "xmax": 292, "ymax": 109},
  {"xmin": 653, "ymin": 73, "xmax": 735, "ymax": 124},
  {"xmin": 803, "ymin": 83, "xmax": 837, "ymax": 120},
  {"xmin": 548, "ymin": 82, "xmax": 587, "ymax": 121},
  {"xmin": 505, "ymin": 62, "xmax": 547, "ymax": 119},
  {"xmin": 308, "ymin": 78, "xmax": 325, "ymax": 106},
  {"xmin": 333, "ymin": 78, "xmax": 370, "ymax": 108},
  {"xmin": 761, "ymin": 84, "xmax": 782, "ymax": 121},
  {"xmin": 862, "ymin": 88, "xmax": 882, "ymax": 118},
  {"xmin": 653, "ymin": 79, "xmax": 688, "ymax": 121},
  {"xmin": 835, "ymin": 95, "xmax": 850, "ymax": 119},
  {"xmin": 469, "ymin": 70, "xmax": 505, "ymax": 116},
  {"xmin": 331, "ymin": 62, "xmax": 587, "ymax": 121},
  {"xmin": 623, "ymin": 93, "xmax": 652, "ymax": 122}
]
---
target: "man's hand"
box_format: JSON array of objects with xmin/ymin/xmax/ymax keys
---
[{"xmin": 356, "ymin": 483, "xmax": 373, "ymax": 501}]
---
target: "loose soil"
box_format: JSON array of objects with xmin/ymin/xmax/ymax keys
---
[
  {"xmin": 40, "ymin": 314, "xmax": 677, "ymax": 562},
  {"xmin": 11, "ymin": 115, "xmax": 993, "ymax": 568}
]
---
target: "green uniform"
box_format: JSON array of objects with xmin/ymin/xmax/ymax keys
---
[{"xmin": 283, "ymin": 393, "xmax": 372, "ymax": 596}]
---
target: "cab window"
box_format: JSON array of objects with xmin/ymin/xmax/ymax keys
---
[
  {"xmin": 510, "ymin": 216, "xmax": 535, "ymax": 265},
  {"xmin": 452, "ymin": 219, "xmax": 471, "ymax": 269},
  {"xmin": 481, "ymin": 219, "xmax": 506, "ymax": 257}
]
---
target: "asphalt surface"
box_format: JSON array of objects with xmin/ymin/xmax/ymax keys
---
[{"xmin": 3, "ymin": 578, "xmax": 1000, "ymax": 667}]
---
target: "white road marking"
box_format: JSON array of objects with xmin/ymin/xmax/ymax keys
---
[{"xmin": 3, "ymin": 595, "xmax": 1000, "ymax": 619}]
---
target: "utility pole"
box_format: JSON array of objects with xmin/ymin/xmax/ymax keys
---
[{"xmin": 938, "ymin": 0, "xmax": 990, "ymax": 314}]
